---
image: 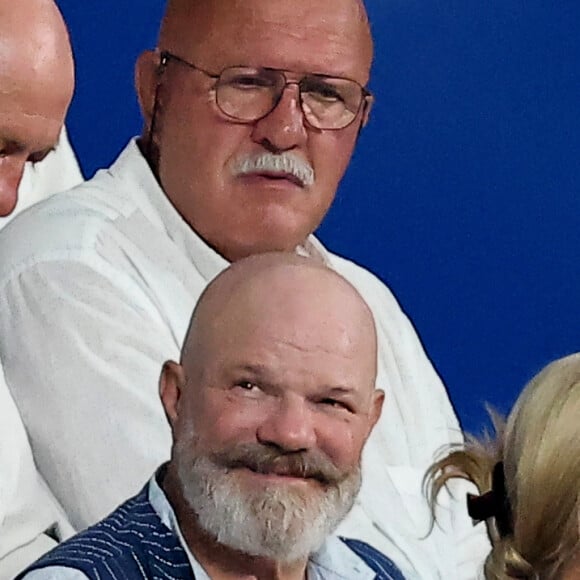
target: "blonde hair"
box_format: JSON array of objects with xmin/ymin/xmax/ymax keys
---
[{"xmin": 428, "ymin": 353, "xmax": 580, "ymax": 579}]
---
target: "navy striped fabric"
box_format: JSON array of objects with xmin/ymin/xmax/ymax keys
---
[
  {"xmin": 340, "ymin": 538, "xmax": 406, "ymax": 580},
  {"xmin": 18, "ymin": 486, "xmax": 192, "ymax": 580},
  {"xmin": 20, "ymin": 484, "xmax": 406, "ymax": 579}
]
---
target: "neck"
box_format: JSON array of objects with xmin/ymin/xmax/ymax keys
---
[
  {"xmin": 162, "ymin": 466, "xmax": 310, "ymax": 580},
  {"xmin": 137, "ymin": 136, "xmax": 160, "ymax": 180}
]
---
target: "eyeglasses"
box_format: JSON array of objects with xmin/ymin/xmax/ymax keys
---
[{"xmin": 159, "ymin": 51, "xmax": 372, "ymax": 131}]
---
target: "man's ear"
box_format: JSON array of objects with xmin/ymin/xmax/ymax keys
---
[
  {"xmin": 366, "ymin": 389, "xmax": 385, "ymax": 436},
  {"xmin": 135, "ymin": 50, "xmax": 162, "ymax": 126},
  {"xmin": 361, "ymin": 95, "xmax": 374, "ymax": 128},
  {"xmin": 160, "ymin": 360, "xmax": 186, "ymax": 427}
]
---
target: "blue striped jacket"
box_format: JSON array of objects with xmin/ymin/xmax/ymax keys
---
[{"xmin": 19, "ymin": 485, "xmax": 406, "ymax": 580}]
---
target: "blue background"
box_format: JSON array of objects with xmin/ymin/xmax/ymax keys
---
[{"xmin": 56, "ymin": 0, "xmax": 580, "ymax": 434}]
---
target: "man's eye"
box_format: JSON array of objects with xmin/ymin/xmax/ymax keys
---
[
  {"xmin": 0, "ymin": 145, "xmax": 16, "ymax": 159},
  {"xmin": 229, "ymin": 75, "xmax": 273, "ymax": 89},
  {"xmin": 28, "ymin": 154, "xmax": 47, "ymax": 166},
  {"xmin": 28, "ymin": 148, "xmax": 54, "ymax": 166},
  {"xmin": 319, "ymin": 398, "xmax": 353, "ymax": 413},
  {"xmin": 303, "ymin": 82, "xmax": 344, "ymax": 103},
  {"xmin": 235, "ymin": 381, "xmax": 259, "ymax": 391}
]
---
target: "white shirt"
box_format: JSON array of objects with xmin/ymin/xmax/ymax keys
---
[
  {"xmin": 22, "ymin": 473, "xmax": 379, "ymax": 580},
  {"xmin": 0, "ymin": 140, "xmax": 488, "ymax": 579},
  {"xmin": 0, "ymin": 370, "xmax": 75, "ymax": 580},
  {"xmin": 0, "ymin": 128, "xmax": 82, "ymax": 580}
]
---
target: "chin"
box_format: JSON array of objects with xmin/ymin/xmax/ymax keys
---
[
  {"xmin": 236, "ymin": 237, "xmax": 306, "ymax": 261},
  {"xmin": 224, "ymin": 229, "xmax": 306, "ymax": 260},
  {"xmin": 205, "ymin": 210, "xmax": 319, "ymax": 261},
  {"xmin": 254, "ymin": 214, "xmax": 319, "ymax": 249}
]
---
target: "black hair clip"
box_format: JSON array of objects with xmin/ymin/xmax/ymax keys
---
[{"xmin": 467, "ymin": 461, "xmax": 513, "ymax": 538}]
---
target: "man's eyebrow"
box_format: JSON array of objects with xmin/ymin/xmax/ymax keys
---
[
  {"xmin": 325, "ymin": 385, "xmax": 357, "ymax": 395},
  {"xmin": 321, "ymin": 385, "xmax": 364, "ymax": 401},
  {"xmin": 0, "ymin": 139, "xmax": 25, "ymax": 153},
  {"xmin": 230, "ymin": 363, "xmax": 271, "ymax": 377}
]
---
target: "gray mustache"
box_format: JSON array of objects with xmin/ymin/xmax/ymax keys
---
[
  {"xmin": 210, "ymin": 443, "xmax": 345, "ymax": 485},
  {"xmin": 233, "ymin": 153, "xmax": 315, "ymax": 187}
]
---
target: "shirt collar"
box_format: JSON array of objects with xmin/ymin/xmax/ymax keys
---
[
  {"xmin": 109, "ymin": 139, "xmax": 332, "ymax": 283},
  {"xmin": 149, "ymin": 468, "xmax": 212, "ymax": 580},
  {"xmin": 147, "ymin": 470, "xmax": 375, "ymax": 580}
]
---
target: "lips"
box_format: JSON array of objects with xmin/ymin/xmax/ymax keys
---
[
  {"xmin": 229, "ymin": 460, "xmax": 327, "ymax": 485},
  {"xmin": 243, "ymin": 171, "xmax": 305, "ymax": 188},
  {"xmin": 229, "ymin": 459, "xmax": 306, "ymax": 479},
  {"xmin": 240, "ymin": 465, "xmax": 318, "ymax": 486}
]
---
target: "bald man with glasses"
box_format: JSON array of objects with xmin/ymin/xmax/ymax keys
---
[{"xmin": 0, "ymin": 0, "xmax": 488, "ymax": 576}]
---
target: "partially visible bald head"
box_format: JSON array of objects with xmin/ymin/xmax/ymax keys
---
[
  {"xmin": 0, "ymin": 0, "xmax": 73, "ymax": 80},
  {"xmin": 0, "ymin": 0, "xmax": 74, "ymax": 215},
  {"xmin": 158, "ymin": 0, "xmax": 373, "ymax": 75},
  {"xmin": 182, "ymin": 252, "xmax": 377, "ymax": 391}
]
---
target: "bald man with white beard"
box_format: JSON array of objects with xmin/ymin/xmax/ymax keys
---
[
  {"xmin": 0, "ymin": 0, "xmax": 81, "ymax": 577},
  {"xmin": 19, "ymin": 253, "xmax": 406, "ymax": 580}
]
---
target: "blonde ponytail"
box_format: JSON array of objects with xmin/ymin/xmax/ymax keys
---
[{"xmin": 428, "ymin": 354, "xmax": 580, "ymax": 580}]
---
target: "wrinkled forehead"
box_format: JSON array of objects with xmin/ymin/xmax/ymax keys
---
[{"xmin": 161, "ymin": 0, "xmax": 373, "ymax": 83}]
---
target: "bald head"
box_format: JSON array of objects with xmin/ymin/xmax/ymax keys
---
[
  {"xmin": 0, "ymin": 0, "xmax": 73, "ymax": 79},
  {"xmin": 182, "ymin": 252, "xmax": 377, "ymax": 387},
  {"xmin": 158, "ymin": 0, "xmax": 373, "ymax": 75},
  {"xmin": 0, "ymin": 0, "xmax": 74, "ymax": 215}
]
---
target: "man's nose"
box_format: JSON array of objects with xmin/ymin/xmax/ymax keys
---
[
  {"xmin": 0, "ymin": 156, "xmax": 26, "ymax": 217},
  {"xmin": 250, "ymin": 84, "xmax": 309, "ymax": 153},
  {"xmin": 257, "ymin": 397, "xmax": 317, "ymax": 453}
]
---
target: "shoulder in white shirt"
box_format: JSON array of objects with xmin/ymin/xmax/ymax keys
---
[
  {"xmin": 0, "ymin": 369, "xmax": 74, "ymax": 580},
  {"xmin": 0, "ymin": 139, "xmax": 488, "ymax": 579}
]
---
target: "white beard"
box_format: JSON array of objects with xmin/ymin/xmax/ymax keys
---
[{"xmin": 174, "ymin": 435, "xmax": 361, "ymax": 563}]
